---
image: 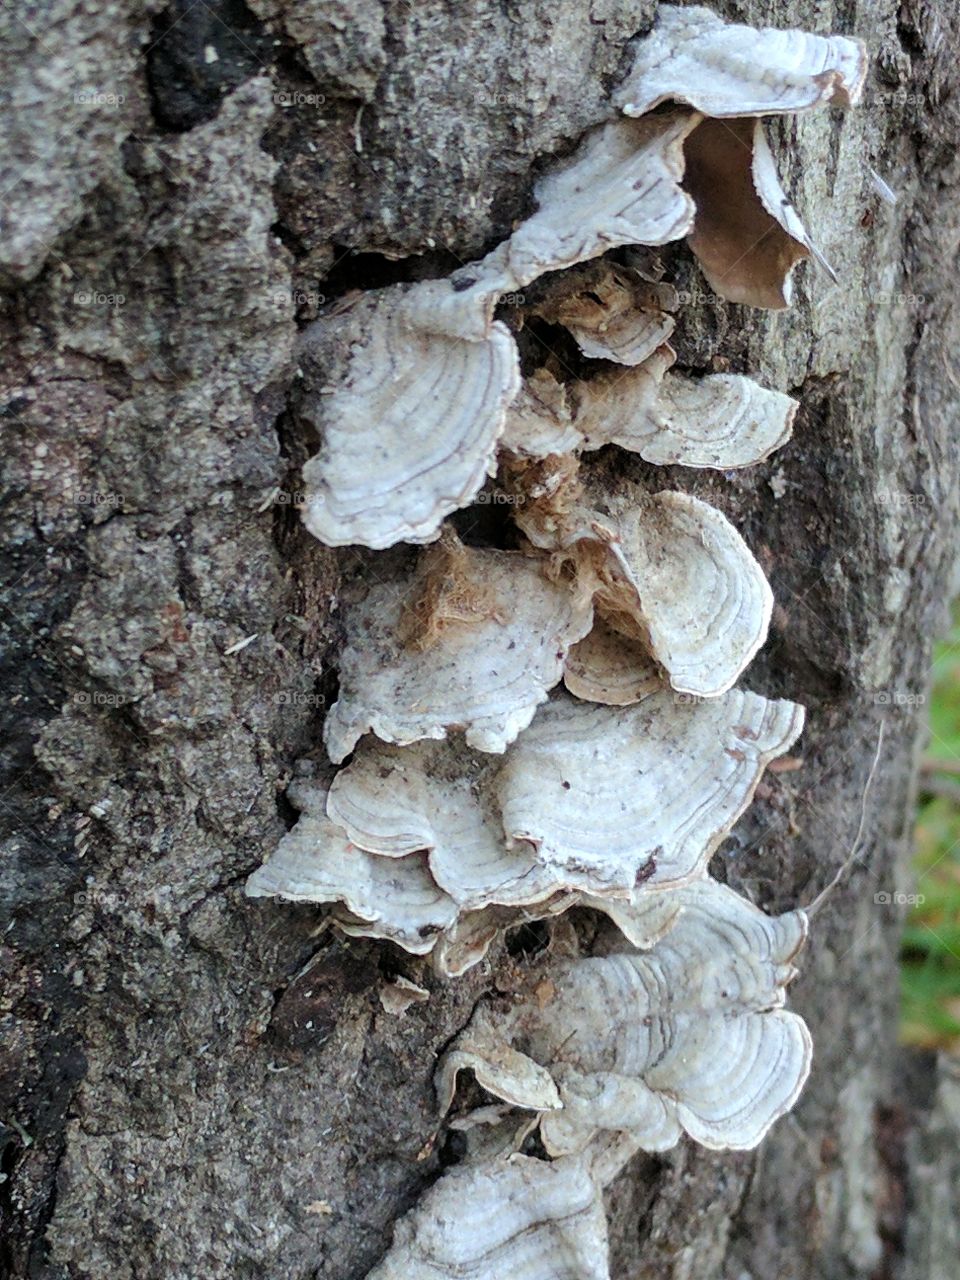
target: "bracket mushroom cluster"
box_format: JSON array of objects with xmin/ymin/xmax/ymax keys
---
[
  {"xmin": 438, "ymin": 880, "xmax": 812, "ymax": 1156},
  {"xmin": 295, "ymin": 3, "xmax": 864, "ymax": 550},
  {"xmin": 369, "ymin": 880, "xmax": 814, "ymax": 1280},
  {"xmin": 245, "ymin": 6, "xmax": 867, "ymax": 1278},
  {"xmin": 248, "ymin": 689, "xmax": 804, "ymax": 973}
]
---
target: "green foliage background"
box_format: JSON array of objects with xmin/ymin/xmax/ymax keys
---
[{"xmin": 904, "ymin": 622, "xmax": 960, "ymax": 1049}]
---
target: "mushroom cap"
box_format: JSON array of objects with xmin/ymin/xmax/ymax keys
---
[
  {"xmin": 438, "ymin": 878, "xmax": 812, "ymax": 1156},
  {"xmin": 496, "ymin": 688, "xmax": 804, "ymax": 892},
  {"xmin": 601, "ymin": 492, "xmax": 775, "ymax": 697},
  {"xmin": 500, "ymin": 368, "xmax": 583, "ymax": 459},
  {"xmin": 573, "ymin": 349, "xmax": 797, "ymax": 467},
  {"xmin": 507, "ymin": 112, "xmax": 699, "ymax": 286},
  {"xmin": 617, "ymin": 4, "xmax": 867, "ymax": 118},
  {"xmin": 246, "ymin": 686, "xmax": 803, "ymax": 971},
  {"xmin": 534, "ymin": 264, "xmax": 677, "ymax": 368},
  {"xmin": 327, "ymin": 740, "xmax": 559, "ymax": 912},
  {"xmin": 323, "ymin": 541, "xmax": 594, "ymax": 762},
  {"xmin": 366, "ymin": 1150, "xmax": 614, "ymax": 1280},
  {"xmin": 299, "ymin": 284, "xmax": 519, "ymax": 549},
  {"xmin": 684, "ymin": 117, "xmax": 827, "ymax": 310},
  {"xmin": 245, "ymin": 806, "xmax": 459, "ymax": 954},
  {"xmin": 563, "ymin": 619, "xmax": 662, "ymax": 707},
  {"xmin": 326, "ymin": 683, "xmax": 803, "ymax": 910},
  {"xmin": 503, "ymin": 347, "xmax": 795, "ymax": 470}
]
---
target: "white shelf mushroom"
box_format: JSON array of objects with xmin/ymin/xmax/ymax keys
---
[
  {"xmin": 532, "ymin": 263, "xmax": 678, "ymax": 367},
  {"xmin": 322, "ymin": 534, "xmax": 594, "ymax": 762},
  {"xmin": 505, "ymin": 111, "xmax": 698, "ymax": 284},
  {"xmin": 501, "ymin": 351, "xmax": 796, "ymax": 469},
  {"xmin": 246, "ymin": 688, "xmax": 803, "ymax": 970},
  {"xmin": 362, "ymin": 879, "xmax": 814, "ymax": 1278},
  {"xmin": 252, "ymin": 7, "xmax": 874, "ymax": 1277},
  {"xmin": 614, "ymin": 6, "xmax": 864, "ymax": 309},
  {"xmin": 601, "ymin": 493, "xmax": 775, "ymax": 697},
  {"xmin": 499, "ymin": 368, "xmax": 583, "ymax": 459},
  {"xmin": 616, "ymin": 4, "xmax": 866, "ymax": 118},
  {"xmin": 298, "ymin": 5, "xmax": 867, "ymax": 554},
  {"xmin": 245, "ymin": 785, "xmax": 460, "ymax": 955},
  {"xmin": 562, "ymin": 618, "xmax": 662, "ymax": 707},
  {"xmin": 684, "ymin": 117, "xmax": 833, "ymax": 309},
  {"xmin": 299, "ymin": 285, "xmax": 519, "ymax": 549},
  {"xmin": 495, "ymin": 689, "xmax": 804, "ymax": 893},
  {"xmin": 326, "ymin": 740, "xmax": 560, "ymax": 912},
  {"xmin": 408, "ymin": 109, "xmax": 701, "ymax": 338},
  {"xmin": 437, "ymin": 879, "xmax": 813, "ymax": 1157},
  {"xmin": 572, "ymin": 345, "xmax": 798, "ymax": 465},
  {"xmin": 366, "ymin": 1144, "xmax": 621, "ymax": 1280},
  {"xmin": 516, "ymin": 480, "xmax": 776, "ymax": 700}
]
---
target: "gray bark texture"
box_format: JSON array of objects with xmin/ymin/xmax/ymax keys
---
[{"xmin": 1, "ymin": 1, "xmax": 959, "ymax": 1277}]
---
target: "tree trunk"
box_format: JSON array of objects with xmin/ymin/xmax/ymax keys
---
[{"xmin": 1, "ymin": 2, "xmax": 958, "ymax": 1278}]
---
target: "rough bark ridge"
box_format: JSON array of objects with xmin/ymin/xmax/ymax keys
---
[{"xmin": 1, "ymin": 2, "xmax": 958, "ymax": 1278}]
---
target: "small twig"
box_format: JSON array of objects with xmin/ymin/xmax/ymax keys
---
[
  {"xmin": 2, "ymin": 1115, "xmax": 32, "ymax": 1147},
  {"xmin": 805, "ymin": 721, "xmax": 886, "ymax": 917},
  {"xmin": 224, "ymin": 633, "xmax": 259, "ymax": 656},
  {"xmin": 868, "ymin": 167, "xmax": 898, "ymax": 206}
]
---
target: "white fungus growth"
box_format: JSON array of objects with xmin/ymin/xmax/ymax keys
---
[
  {"xmin": 532, "ymin": 262, "xmax": 678, "ymax": 367},
  {"xmin": 244, "ymin": 7, "xmax": 872, "ymax": 1273},
  {"xmin": 322, "ymin": 534, "xmax": 594, "ymax": 762},
  {"xmin": 502, "ymin": 351, "xmax": 797, "ymax": 467},
  {"xmin": 437, "ymin": 879, "xmax": 813, "ymax": 1156},
  {"xmin": 298, "ymin": 285, "xmax": 519, "ymax": 549},
  {"xmin": 616, "ymin": 4, "xmax": 866, "ymax": 117},
  {"xmin": 562, "ymin": 617, "xmax": 661, "ymax": 707},
  {"xmin": 247, "ymin": 689, "xmax": 803, "ymax": 965},
  {"xmin": 572, "ymin": 345, "xmax": 798, "ymax": 465},
  {"xmin": 366, "ymin": 1142, "xmax": 627, "ymax": 1280},
  {"xmin": 515, "ymin": 481, "xmax": 776, "ymax": 699}
]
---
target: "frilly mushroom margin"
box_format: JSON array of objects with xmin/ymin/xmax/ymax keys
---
[{"xmin": 245, "ymin": 6, "xmax": 869, "ymax": 1279}]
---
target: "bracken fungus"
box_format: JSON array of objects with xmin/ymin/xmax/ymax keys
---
[{"xmin": 242, "ymin": 6, "xmax": 870, "ymax": 1275}]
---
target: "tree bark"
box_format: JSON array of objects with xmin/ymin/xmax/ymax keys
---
[{"xmin": 1, "ymin": 2, "xmax": 958, "ymax": 1278}]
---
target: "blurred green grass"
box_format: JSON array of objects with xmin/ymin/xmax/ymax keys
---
[{"xmin": 902, "ymin": 620, "xmax": 960, "ymax": 1050}]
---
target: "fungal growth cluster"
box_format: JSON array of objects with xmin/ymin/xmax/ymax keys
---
[{"xmin": 247, "ymin": 7, "xmax": 867, "ymax": 1275}]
